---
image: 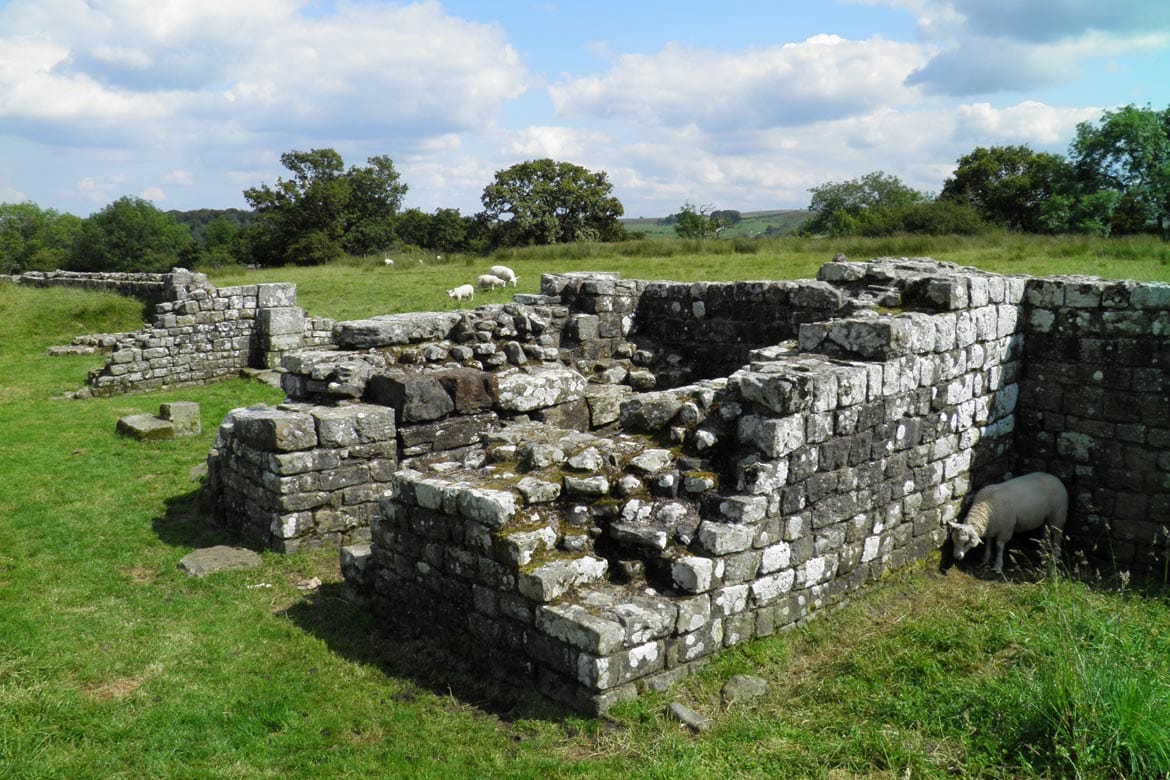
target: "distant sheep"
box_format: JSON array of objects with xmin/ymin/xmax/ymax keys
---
[
  {"xmin": 477, "ymin": 273, "xmax": 507, "ymax": 291},
  {"xmin": 446, "ymin": 283, "xmax": 474, "ymax": 302},
  {"xmin": 948, "ymin": 472, "xmax": 1067, "ymax": 573},
  {"xmin": 383, "ymin": 257, "xmax": 395, "ymax": 267},
  {"xmin": 488, "ymin": 264, "xmax": 518, "ymax": 287}
]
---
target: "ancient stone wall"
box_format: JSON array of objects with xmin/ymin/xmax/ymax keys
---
[
  {"xmin": 53, "ymin": 269, "xmax": 334, "ymax": 397},
  {"xmin": 199, "ymin": 403, "xmax": 397, "ymax": 551},
  {"xmin": 1015, "ymin": 276, "xmax": 1170, "ymax": 575},
  {"xmin": 6, "ymin": 269, "xmax": 176, "ymax": 308},
  {"xmin": 328, "ymin": 258, "xmax": 1031, "ymax": 713}
]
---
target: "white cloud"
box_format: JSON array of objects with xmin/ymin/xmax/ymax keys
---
[
  {"xmin": 140, "ymin": 186, "xmax": 167, "ymax": 204},
  {"xmin": 165, "ymin": 170, "xmax": 194, "ymax": 186},
  {"xmin": 549, "ymin": 35, "xmax": 932, "ymax": 131},
  {"xmin": 0, "ymin": 0, "xmax": 530, "ymax": 145},
  {"xmin": 952, "ymin": 101, "xmax": 1101, "ymax": 145}
]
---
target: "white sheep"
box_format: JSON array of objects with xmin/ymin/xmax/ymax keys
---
[
  {"xmin": 948, "ymin": 472, "xmax": 1068, "ymax": 573},
  {"xmin": 383, "ymin": 257, "xmax": 395, "ymax": 267},
  {"xmin": 477, "ymin": 273, "xmax": 507, "ymax": 291},
  {"xmin": 446, "ymin": 283, "xmax": 474, "ymax": 302},
  {"xmin": 488, "ymin": 264, "xmax": 519, "ymax": 287}
]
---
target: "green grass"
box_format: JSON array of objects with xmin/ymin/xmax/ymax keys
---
[{"xmin": 3, "ymin": 240, "xmax": 1170, "ymax": 778}]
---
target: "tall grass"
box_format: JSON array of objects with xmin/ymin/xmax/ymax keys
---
[{"xmin": 1008, "ymin": 577, "xmax": 1170, "ymax": 777}]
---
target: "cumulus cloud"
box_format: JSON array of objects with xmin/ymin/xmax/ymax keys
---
[
  {"xmin": 549, "ymin": 35, "xmax": 931, "ymax": 131},
  {"xmin": 952, "ymin": 101, "xmax": 1101, "ymax": 145},
  {"xmin": 0, "ymin": 0, "xmax": 530, "ymax": 145}
]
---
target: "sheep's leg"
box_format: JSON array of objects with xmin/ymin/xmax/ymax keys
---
[
  {"xmin": 992, "ymin": 540, "xmax": 1006, "ymax": 573},
  {"xmin": 979, "ymin": 540, "xmax": 993, "ymax": 567}
]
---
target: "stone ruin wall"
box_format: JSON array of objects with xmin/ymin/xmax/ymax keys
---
[
  {"xmin": 1015, "ymin": 276, "xmax": 1170, "ymax": 575},
  {"xmin": 10, "ymin": 268, "xmax": 336, "ymax": 397}
]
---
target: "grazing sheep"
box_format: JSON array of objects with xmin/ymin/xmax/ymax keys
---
[
  {"xmin": 488, "ymin": 264, "xmax": 519, "ymax": 287},
  {"xmin": 477, "ymin": 273, "xmax": 507, "ymax": 291},
  {"xmin": 446, "ymin": 283, "xmax": 474, "ymax": 302},
  {"xmin": 948, "ymin": 472, "xmax": 1067, "ymax": 573},
  {"xmin": 383, "ymin": 257, "xmax": 395, "ymax": 267}
]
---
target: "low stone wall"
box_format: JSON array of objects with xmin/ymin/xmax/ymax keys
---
[
  {"xmin": 60, "ymin": 269, "xmax": 334, "ymax": 397},
  {"xmin": 200, "ymin": 403, "xmax": 397, "ymax": 551},
  {"xmin": 5, "ymin": 269, "xmax": 177, "ymax": 308}
]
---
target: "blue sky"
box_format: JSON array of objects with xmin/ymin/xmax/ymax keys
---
[{"xmin": 1, "ymin": 0, "xmax": 1168, "ymax": 219}]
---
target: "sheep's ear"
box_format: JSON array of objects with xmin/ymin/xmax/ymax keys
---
[{"xmin": 947, "ymin": 521, "xmax": 962, "ymax": 530}]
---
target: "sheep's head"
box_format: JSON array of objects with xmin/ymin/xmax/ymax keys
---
[{"xmin": 947, "ymin": 521, "xmax": 982, "ymax": 560}]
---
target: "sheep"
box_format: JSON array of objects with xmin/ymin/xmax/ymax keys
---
[
  {"xmin": 948, "ymin": 472, "xmax": 1067, "ymax": 573},
  {"xmin": 446, "ymin": 283, "xmax": 474, "ymax": 302},
  {"xmin": 383, "ymin": 257, "xmax": 395, "ymax": 267},
  {"xmin": 488, "ymin": 264, "xmax": 519, "ymax": 287},
  {"xmin": 477, "ymin": 273, "xmax": 507, "ymax": 291}
]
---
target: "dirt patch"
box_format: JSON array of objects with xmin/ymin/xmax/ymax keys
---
[{"xmin": 83, "ymin": 676, "xmax": 145, "ymax": 701}]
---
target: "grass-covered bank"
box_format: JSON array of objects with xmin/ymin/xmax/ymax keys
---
[{"xmin": 4, "ymin": 242, "xmax": 1170, "ymax": 777}]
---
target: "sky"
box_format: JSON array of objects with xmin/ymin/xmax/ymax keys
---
[{"xmin": 1, "ymin": 0, "xmax": 1169, "ymax": 220}]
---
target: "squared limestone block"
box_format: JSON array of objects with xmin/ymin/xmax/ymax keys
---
[
  {"xmin": 159, "ymin": 401, "xmax": 201, "ymax": 436},
  {"xmin": 116, "ymin": 413, "xmax": 174, "ymax": 441}
]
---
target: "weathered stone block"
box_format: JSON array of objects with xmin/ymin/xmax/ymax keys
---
[
  {"xmin": 517, "ymin": 555, "xmax": 608, "ymax": 602},
  {"xmin": 495, "ymin": 366, "xmax": 587, "ymax": 412},
  {"xmin": 433, "ymin": 367, "xmax": 499, "ymax": 413},
  {"xmin": 366, "ymin": 373, "xmax": 454, "ymax": 423},
  {"xmin": 117, "ymin": 413, "xmax": 174, "ymax": 440},
  {"xmin": 233, "ymin": 408, "xmax": 318, "ymax": 452}
]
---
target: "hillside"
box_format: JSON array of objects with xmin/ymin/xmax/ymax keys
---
[{"xmin": 622, "ymin": 209, "xmax": 811, "ymax": 239}]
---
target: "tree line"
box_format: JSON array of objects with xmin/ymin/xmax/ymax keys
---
[
  {"xmin": 799, "ymin": 104, "xmax": 1170, "ymax": 239},
  {"xmin": 2, "ymin": 104, "xmax": 1167, "ymax": 274},
  {"xmin": 0, "ymin": 155, "xmax": 630, "ymax": 274}
]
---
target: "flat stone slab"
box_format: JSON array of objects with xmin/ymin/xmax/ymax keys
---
[
  {"xmin": 116, "ymin": 414, "xmax": 175, "ymax": 441},
  {"xmin": 178, "ymin": 546, "xmax": 262, "ymax": 578}
]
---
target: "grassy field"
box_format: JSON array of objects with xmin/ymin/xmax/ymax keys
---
[
  {"xmin": 209, "ymin": 233, "xmax": 1170, "ymax": 321},
  {"xmin": 2, "ymin": 237, "xmax": 1170, "ymax": 778}
]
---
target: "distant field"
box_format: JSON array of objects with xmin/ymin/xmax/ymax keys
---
[{"xmin": 622, "ymin": 209, "xmax": 812, "ymax": 239}]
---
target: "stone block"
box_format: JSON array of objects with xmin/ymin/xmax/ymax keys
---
[
  {"xmin": 256, "ymin": 283, "xmax": 297, "ymax": 308},
  {"xmin": 159, "ymin": 401, "xmax": 201, "ymax": 436},
  {"xmin": 334, "ymin": 312, "xmax": 460, "ymax": 349},
  {"xmin": 517, "ymin": 555, "xmax": 608, "ymax": 602},
  {"xmin": 233, "ymin": 408, "xmax": 318, "ymax": 452},
  {"xmin": 366, "ymin": 373, "xmax": 455, "ymax": 423},
  {"xmin": 311, "ymin": 404, "xmax": 396, "ymax": 448},
  {"xmin": 536, "ymin": 603, "xmax": 625, "ymax": 654},
  {"xmin": 116, "ymin": 413, "xmax": 175, "ymax": 441},
  {"xmin": 495, "ymin": 366, "xmax": 587, "ymax": 412},
  {"xmin": 434, "ymin": 367, "xmax": 499, "ymax": 413}
]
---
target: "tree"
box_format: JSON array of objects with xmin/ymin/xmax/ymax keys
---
[
  {"xmin": 1071, "ymin": 104, "xmax": 1170, "ymax": 238},
  {"xmin": 941, "ymin": 145, "xmax": 1071, "ymax": 232},
  {"xmin": 243, "ymin": 148, "xmax": 407, "ymax": 265},
  {"xmin": 479, "ymin": 159, "xmax": 627, "ymax": 247},
  {"xmin": 804, "ymin": 171, "xmax": 926, "ymax": 236},
  {"xmin": 0, "ymin": 202, "xmax": 83, "ymax": 273},
  {"xmin": 69, "ymin": 196, "xmax": 192, "ymax": 272},
  {"xmin": 673, "ymin": 202, "xmax": 733, "ymax": 238}
]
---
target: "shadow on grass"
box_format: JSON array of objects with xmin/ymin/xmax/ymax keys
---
[
  {"xmin": 281, "ymin": 582, "xmax": 577, "ymax": 724},
  {"xmin": 152, "ymin": 488, "xmax": 261, "ymax": 552}
]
